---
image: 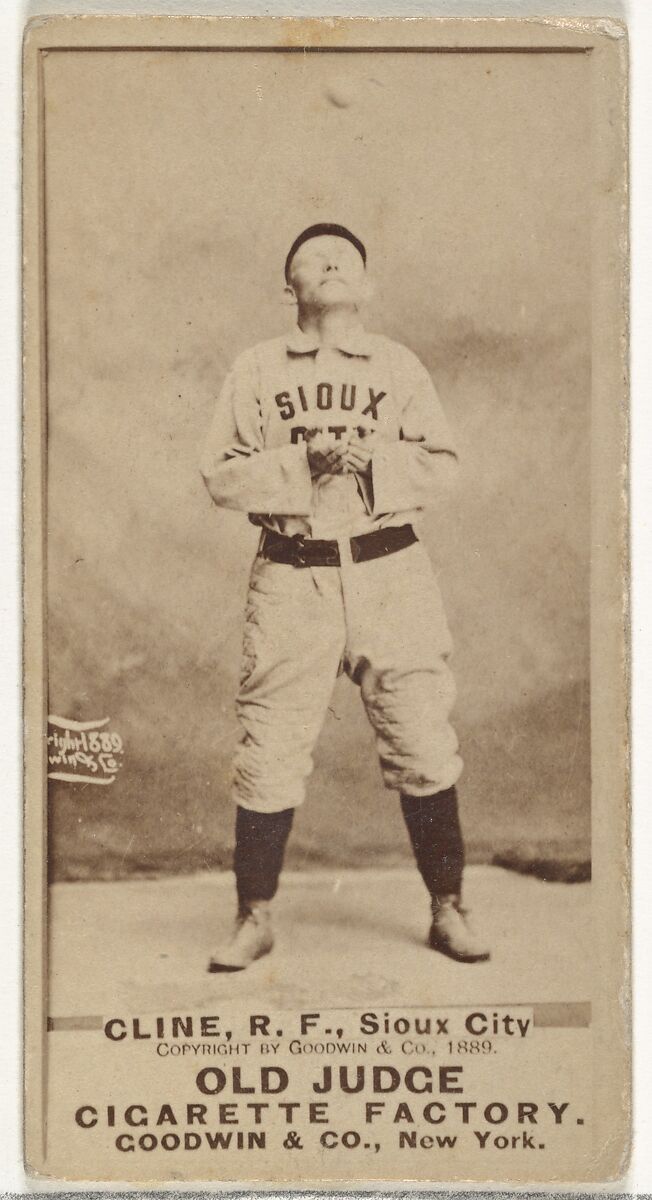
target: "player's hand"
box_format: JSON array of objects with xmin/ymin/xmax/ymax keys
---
[
  {"xmin": 305, "ymin": 430, "xmax": 348, "ymax": 479},
  {"xmin": 342, "ymin": 431, "xmax": 375, "ymax": 476}
]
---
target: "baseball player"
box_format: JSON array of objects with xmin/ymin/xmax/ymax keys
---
[{"xmin": 200, "ymin": 223, "xmax": 490, "ymax": 970}]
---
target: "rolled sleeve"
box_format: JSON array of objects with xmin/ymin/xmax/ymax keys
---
[
  {"xmin": 200, "ymin": 355, "xmax": 313, "ymax": 516},
  {"xmin": 371, "ymin": 348, "xmax": 459, "ymax": 515}
]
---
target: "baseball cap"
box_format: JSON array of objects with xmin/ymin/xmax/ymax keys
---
[{"xmin": 285, "ymin": 223, "xmax": 367, "ymax": 282}]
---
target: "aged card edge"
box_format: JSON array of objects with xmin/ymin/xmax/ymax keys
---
[
  {"xmin": 22, "ymin": 12, "xmax": 626, "ymax": 49},
  {"xmin": 587, "ymin": 24, "xmax": 631, "ymax": 1184},
  {"xmin": 22, "ymin": 23, "xmax": 48, "ymax": 1182},
  {"xmin": 21, "ymin": 13, "xmax": 630, "ymax": 1186}
]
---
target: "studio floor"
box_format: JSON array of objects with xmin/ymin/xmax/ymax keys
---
[{"xmin": 48, "ymin": 866, "xmax": 591, "ymax": 1016}]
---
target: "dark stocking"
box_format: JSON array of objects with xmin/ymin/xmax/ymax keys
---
[
  {"xmin": 400, "ymin": 786, "xmax": 464, "ymax": 898},
  {"xmin": 233, "ymin": 805, "xmax": 294, "ymax": 907}
]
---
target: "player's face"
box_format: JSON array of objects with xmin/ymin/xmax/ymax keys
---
[{"xmin": 288, "ymin": 236, "xmax": 368, "ymax": 312}]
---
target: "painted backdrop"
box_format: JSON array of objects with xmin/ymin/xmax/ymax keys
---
[{"xmin": 44, "ymin": 48, "xmax": 591, "ymax": 878}]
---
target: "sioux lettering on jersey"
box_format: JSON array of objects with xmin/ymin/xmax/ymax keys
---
[{"xmin": 273, "ymin": 381, "xmax": 387, "ymax": 443}]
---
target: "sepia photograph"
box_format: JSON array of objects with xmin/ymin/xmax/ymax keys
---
[{"xmin": 22, "ymin": 14, "xmax": 628, "ymax": 1184}]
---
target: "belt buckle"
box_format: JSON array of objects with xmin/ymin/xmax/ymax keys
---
[{"xmin": 291, "ymin": 533, "xmax": 308, "ymax": 568}]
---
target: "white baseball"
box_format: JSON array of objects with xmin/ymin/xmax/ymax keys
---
[{"xmin": 324, "ymin": 78, "xmax": 356, "ymax": 109}]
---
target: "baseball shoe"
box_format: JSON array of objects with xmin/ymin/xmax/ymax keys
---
[
  {"xmin": 208, "ymin": 901, "xmax": 274, "ymax": 972},
  {"xmin": 428, "ymin": 895, "xmax": 491, "ymax": 963}
]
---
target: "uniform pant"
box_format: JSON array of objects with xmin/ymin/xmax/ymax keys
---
[{"xmin": 233, "ymin": 539, "xmax": 463, "ymax": 813}]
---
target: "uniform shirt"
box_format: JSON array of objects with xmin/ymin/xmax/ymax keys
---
[{"xmin": 200, "ymin": 325, "xmax": 458, "ymax": 539}]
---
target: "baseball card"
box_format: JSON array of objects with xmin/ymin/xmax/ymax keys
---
[{"xmin": 22, "ymin": 13, "xmax": 629, "ymax": 1185}]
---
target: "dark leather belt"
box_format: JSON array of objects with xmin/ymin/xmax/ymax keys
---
[{"xmin": 260, "ymin": 524, "xmax": 418, "ymax": 568}]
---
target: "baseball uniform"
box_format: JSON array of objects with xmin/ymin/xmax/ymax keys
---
[{"xmin": 200, "ymin": 327, "xmax": 462, "ymax": 814}]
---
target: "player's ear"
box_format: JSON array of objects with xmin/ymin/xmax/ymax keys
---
[
  {"xmin": 283, "ymin": 283, "xmax": 298, "ymax": 307},
  {"xmin": 361, "ymin": 273, "xmax": 375, "ymax": 303}
]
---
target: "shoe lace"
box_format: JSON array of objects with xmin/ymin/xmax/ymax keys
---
[
  {"xmin": 432, "ymin": 895, "xmax": 469, "ymax": 919},
  {"xmin": 238, "ymin": 904, "xmax": 267, "ymax": 926}
]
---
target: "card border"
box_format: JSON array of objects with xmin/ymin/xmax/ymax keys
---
[{"xmin": 22, "ymin": 14, "xmax": 629, "ymax": 1183}]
